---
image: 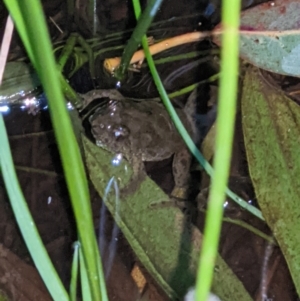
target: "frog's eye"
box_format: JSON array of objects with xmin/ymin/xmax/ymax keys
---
[{"xmin": 113, "ymin": 125, "xmax": 129, "ymax": 139}]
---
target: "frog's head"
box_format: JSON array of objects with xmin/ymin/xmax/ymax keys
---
[{"xmin": 89, "ymin": 100, "xmax": 130, "ymax": 153}]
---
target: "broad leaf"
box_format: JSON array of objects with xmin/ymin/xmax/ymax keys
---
[
  {"xmin": 0, "ymin": 62, "xmax": 40, "ymax": 105},
  {"xmin": 82, "ymin": 135, "xmax": 252, "ymax": 301},
  {"xmin": 242, "ymin": 66, "xmax": 300, "ymax": 295},
  {"xmin": 214, "ymin": 0, "xmax": 300, "ymax": 77}
]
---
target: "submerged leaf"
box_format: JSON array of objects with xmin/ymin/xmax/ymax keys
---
[
  {"xmin": 242, "ymin": 66, "xmax": 300, "ymax": 295},
  {"xmin": 82, "ymin": 135, "xmax": 252, "ymax": 301},
  {"xmin": 240, "ymin": 0, "xmax": 300, "ymax": 32},
  {"xmin": 214, "ymin": 1, "xmax": 300, "ymax": 77},
  {"xmin": 0, "ymin": 62, "xmax": 40, "ymax": 105}
]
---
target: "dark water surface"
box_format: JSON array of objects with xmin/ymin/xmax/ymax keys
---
[{"xmin": 0, "ymin": 0, "xmax": 298, "ymax": 300}]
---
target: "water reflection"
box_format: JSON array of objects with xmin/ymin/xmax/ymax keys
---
[
  {"xmin": 204, "ymin": 2, "xmax": 216, "ymax": 17},
  {"xmin": 0, "ymin": 105, "xmax": 9, "ymax": 113},
  {"xmin": 1, "ymin": 94, "xmax": 45, "ymax": 114},
  {"xmin": 47, "ymin": 196, "xmax": 52, "ymax": 205},
  {"xmin": 259, "ymin": 242, "xmax": 274, "ymax": 301},
  {"xmin": 115, "ymin": 81, "xmax": 121, "ymax": 89},
  {"xmin": 99, "ymin": 176, "xmax": 120, "ymax": 279},
  {"xmin": 247, "ymin": 199, "xmax": 254, "ymax": 206},
  {"xmin": 0, "ymin": 93, "xmax": 75, "ymax": 114},
  {"xmin": 111, "ymin": 153, "xmax": 123, "ymax": 166},
  {"xmin": 223, "ymin": 200, "xmax": 229, "ymax": 209}
]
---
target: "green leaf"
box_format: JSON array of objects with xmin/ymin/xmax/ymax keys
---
[
  {"xmin": 239, "ymin": 32, "xmax": 300, "ymax": 77},
  {"xmin": 214, "ymin": 1, "xmax": 300, "ymax": 77},
  {"xmin": 82, "ymin": 135, "xmax": 253, "ymax": 301},
  {"xmin": 239, "ymin": 0, "xmax": 300, "ymax": 77},
  {"xmin": 0, "ymin": 62, "xmax": 40, "ymax": 105},
  {"xmin": 242, "ymin": 66, "xmax": 300, "ymax": 295},
  {"xmin": 239, "ymin": 0, "xmax": 300, "ymax": 32}
]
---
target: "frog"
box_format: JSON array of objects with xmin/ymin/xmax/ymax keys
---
[{"xmin": 81, "ymin": 89, "xmax": 201, "ymax": 199}]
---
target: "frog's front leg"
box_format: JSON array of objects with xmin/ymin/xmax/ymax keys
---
[
  {"xmin": 121, "ymin": 154, "xmax": 146, "ymax": 196},
  {"xmin": 171, "ymin": 148, "xmax": 192, "ymax": 200}
]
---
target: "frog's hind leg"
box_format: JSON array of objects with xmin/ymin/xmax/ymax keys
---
[{"xmin": 171, "ymin": 148, "xmax": 193, "ymax": 200}]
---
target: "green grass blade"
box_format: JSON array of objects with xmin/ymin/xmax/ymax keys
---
[
  {"xmin": 0, "ymin": 115, "xmax": 69, "ymax": 301},
  {"xmin": 195, "ymin": 0, "xmax": 242, "ymax": 300},
  {"xmin": 79, "ymin": 247, "xmax": 92, "ymax": 301},
  {"xmin": 3, "ymin": 2, "xmax": 34, "ymax": 63},
  {"xmin": 4, "ymin": 0, "xmax": 106, "ymax": 300},
  {"xmin": 115, "ymin": 0, "xmax": 163, "ymax": 79}
]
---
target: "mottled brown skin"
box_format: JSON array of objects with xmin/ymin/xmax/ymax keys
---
[{"xmin": 83, "ymin": 89, "xmax": 199, "ymax": 198}]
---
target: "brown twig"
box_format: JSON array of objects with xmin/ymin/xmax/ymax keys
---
[
  {"xmin": 103, "ymin": 30, "xmax": 215, "ymax": 74},
  {"xmin": 0, "ymin": 16, "xmax": 14, "ymax": 83}
]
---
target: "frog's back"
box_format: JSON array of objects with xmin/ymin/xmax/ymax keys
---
[
  {"xmin": 88, "ymin": 89, "xmax": 196, "ymax": 163},
  {"xmin": 125, "ymin": 100, "xmax": 188, "ymax": 161}
]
